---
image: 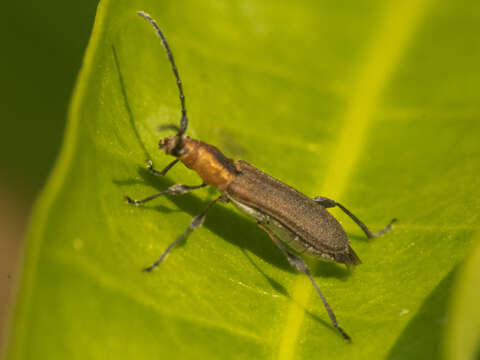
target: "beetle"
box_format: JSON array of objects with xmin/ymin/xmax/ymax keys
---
[{"xmin": 125, "ymin": 11, "xmax": 397, "ymax": 341}]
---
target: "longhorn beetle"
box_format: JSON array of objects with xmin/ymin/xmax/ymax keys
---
[{"xmin": 126, "ymin": 11, "xmax": 397, "ymax": 341}]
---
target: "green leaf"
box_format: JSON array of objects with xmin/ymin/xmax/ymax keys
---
[
  {"xmin": 4, "ymin": 0, "xmax": 480, "ymax": 359},
  {"xmin": 445, "ymin": 233, "xmax": 480, "ymax": 360}
]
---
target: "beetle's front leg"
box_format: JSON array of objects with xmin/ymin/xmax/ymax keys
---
[
  {"xmin": 143, "ymin": 196, "xmax": 223, "ymax": 272},
  {"xmin": 257, "ymin": 222, "xmax": 351, "ymax": 341},
  {"xmin": 125, "ymin": 183, "xmax": 206, "ymax": 205},
  {"xmin": 313, "ymin": 196, "xmax": 397, "ymax": 239},
  {"xmin": 146, "ymin": 159, "xmax": 179, "ymax": 176}
]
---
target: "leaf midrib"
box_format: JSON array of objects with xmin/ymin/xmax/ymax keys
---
[{"xmin": 276, "ymin": 0, "xmax": 433, "ymax": 358}]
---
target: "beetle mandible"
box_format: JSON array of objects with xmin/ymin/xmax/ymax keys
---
[{"xmin": 125, "ymin": 11, "xmax": 397, "ymax": 341}]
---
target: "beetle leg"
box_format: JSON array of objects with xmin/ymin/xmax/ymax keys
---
[
  {"xmin": 146, "ymin": 159, "xmax": 179, "ymax": 176},
  {"xmin": 312, "ymin": 196, "xmax": 397, "ymax": 239},
  {"xmin": 258, "ymin": 222, "xmax": 351, "ymax": 341},
  {"xmin": 143, "ymin": 196, "xmax": 223, "ymax": 272},
  {"xmin": 125, "ymin": 183, "xmax": 206, "ymax": 205}
]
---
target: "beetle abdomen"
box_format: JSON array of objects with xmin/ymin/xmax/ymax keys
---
[
  {"xmin": 225, "ymin": 160, "xmax": 361, "ymax": 266},
  {"xmin": 229, "ymin": 197, "xmax": 360, "ymax": 266}
]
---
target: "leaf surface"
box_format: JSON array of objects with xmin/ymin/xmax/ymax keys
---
[{"xmin": 5, "ymin": 0, "xmax": 480, "ymax": 359}]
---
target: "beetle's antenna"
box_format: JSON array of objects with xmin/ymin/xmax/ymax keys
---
[{"xmin": 137, "ymin": 11, "xmax": 188, "ymax": 135}]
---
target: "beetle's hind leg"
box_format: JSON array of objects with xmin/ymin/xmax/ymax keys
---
[
  {"xmin": 313, "ymin": 196, "xmax": 397, "ymax": 239},
  {"xmin": 125, "ymin": 183, "xmax": 206, "ymax": 205},
  {"xmin": 258, "ymin": 222, "xmax": 351, "ymax": 341},
  {"xmin": 143, "ymin": 196, "xmax": 223, "ymax": 272}
]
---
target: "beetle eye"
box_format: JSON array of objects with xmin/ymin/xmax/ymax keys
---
[
  {"xmin": 159, "ymin": 137, "xmax": 172, "ymax": 152},
  {"xmin": 178, "ymin": 147, "xmax": 187, "ymax": 156}
]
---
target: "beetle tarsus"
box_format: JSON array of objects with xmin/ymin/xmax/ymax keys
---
[
  {"xmin": 146, "ymin": 159, "xmax": 179, "ymax": 176},
  {"xmin": 303, "ymin": 266, "xmax": 351, "ymax": 341},
  {"xmin": 124, "ymin": 196, "xmax": 139, "ymax": 206},
  {"xmin": 370, "ymin": 218, "xmax": 397, "ymax": 238}
]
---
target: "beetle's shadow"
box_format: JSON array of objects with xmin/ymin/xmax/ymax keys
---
[{"xmin": 115, "ymin": 166, "xmax": 350, "ymax": 281}]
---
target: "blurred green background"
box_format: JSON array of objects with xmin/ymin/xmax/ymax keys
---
[{"xmin": 0, "ymin": 0, "xmax": 99, "ymax": 344}]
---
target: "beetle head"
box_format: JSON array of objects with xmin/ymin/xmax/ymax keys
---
[{"xmin": 159, "ymin": 134, "xmax": 187, "ymax": 157}]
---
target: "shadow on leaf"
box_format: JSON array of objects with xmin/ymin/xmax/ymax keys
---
[
  {"xmin": 115, "ymin": 164, "xmax": 353, "ymax": 282},
  {"xmin": 387, "ymin": 267, "xmax": 459, "ymax": 360}
]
